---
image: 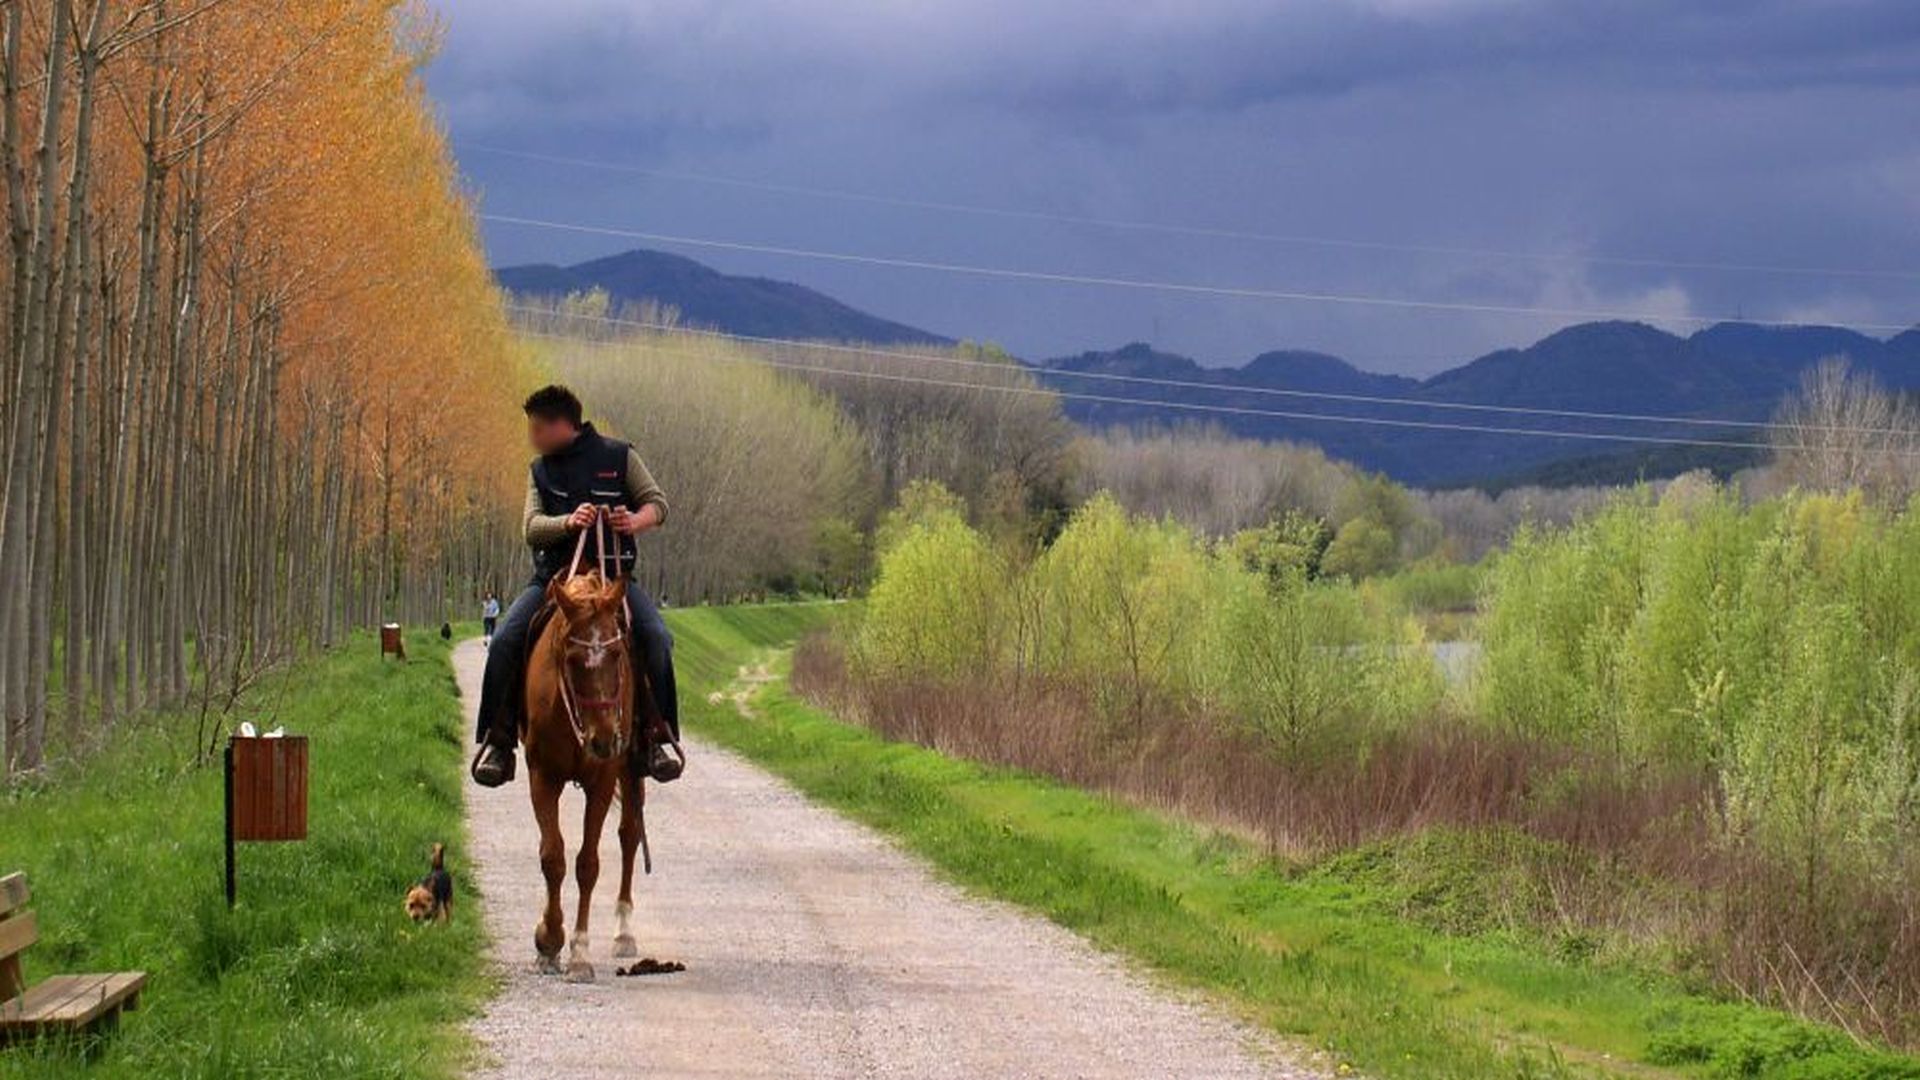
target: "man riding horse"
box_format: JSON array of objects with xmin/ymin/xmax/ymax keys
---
[{"xmin": 472, "ymin": 384, "xmax": 680, "ymax": 788}]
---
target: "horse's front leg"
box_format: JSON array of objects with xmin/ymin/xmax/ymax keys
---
[
  {"xmin": 568, "ymin": 774, "xmax": 617, "ymax": 983},
  {"xmin": 529, "ymin": 770, "xmax": 568, "ymax": 973},
  {"xmin": 613, "ymin": 770, "xmax": 643, "ymax": 959}
]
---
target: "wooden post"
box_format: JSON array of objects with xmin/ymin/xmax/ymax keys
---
[
  {"xmin": 0, "ymin": 872, "xmax": 30, "ymax": 1001},
  {"xmin": 223, "ymin": 742, "xmax": 236, "ymax": 908}
]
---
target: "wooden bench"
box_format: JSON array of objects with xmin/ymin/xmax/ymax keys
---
[{"xmin": 0, "ymin": 872, "xmax": 146, "ymax": 1042}]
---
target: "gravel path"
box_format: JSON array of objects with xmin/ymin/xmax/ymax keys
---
[{"xmin": 455, "ymin": 639, "xmax": 1321, "ymax": 1079}]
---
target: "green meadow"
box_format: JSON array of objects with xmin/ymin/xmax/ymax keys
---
[
  {"xmin": 672, "ymin": 604, "xmax": 1920, "ymax": 1080},
  {"xmin": 0, "ymin": 630, "xmax": 488, "ymax": 1080}
]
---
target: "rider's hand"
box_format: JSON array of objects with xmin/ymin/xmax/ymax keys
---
[
  {"xmin": 566, "ymin": 503, "xmax": 598, "ymax": 531},
  {"xmin": 607, "ymin": 506, "xmax": 646, "ymax": 536}
]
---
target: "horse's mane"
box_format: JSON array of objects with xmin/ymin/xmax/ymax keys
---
[
  {"xmin": 557, "ymin": 574, "xmax": 612, "ymax": 605},
  {"xmin": 556, "ymin": 572, "xmax": 624, "ymax": 611}
]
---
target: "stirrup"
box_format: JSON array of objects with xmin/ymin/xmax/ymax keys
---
[
  {"xmin": 470, "ymin": 743, "xmax": 517, "ymax": 787},
  {"xmin": 646, "ymin": 740, "xmax": 686, "ymax": 783}
]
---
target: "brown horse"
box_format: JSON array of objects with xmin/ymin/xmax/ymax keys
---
[{"xmin": 521, "ymin": 570, "xmax": 650, "ymax": 981}]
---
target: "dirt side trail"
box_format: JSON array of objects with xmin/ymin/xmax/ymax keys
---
[{"xmin": 455, "ymin": 639, "xmax": 1322, "ymax": 1079}]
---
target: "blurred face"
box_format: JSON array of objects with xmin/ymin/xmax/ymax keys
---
[{"xmin": 526, "ymin": 413, "xmax": 579, "ymax": 455}]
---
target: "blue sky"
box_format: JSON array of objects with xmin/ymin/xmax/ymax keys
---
[{"xmin": 426, "ymin": 0, "xmax": 1920, "ymax": 375}]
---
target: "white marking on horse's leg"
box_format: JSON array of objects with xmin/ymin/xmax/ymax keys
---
[
  {"xmin": 613, "ymin": 900, "xmax": 638, "ymax": 958},
  {"xmin": 567, "ymin": 931, "xmax": 595, "ymax": 982}
]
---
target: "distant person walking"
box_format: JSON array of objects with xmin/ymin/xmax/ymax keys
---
[{"xmin": 482, "ymin": 591, "xmax": 501, "ymax": 647}]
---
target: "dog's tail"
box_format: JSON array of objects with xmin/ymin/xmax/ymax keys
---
[{"xmin": 430, "ymin": 842, "xmax": 445, "ymax": 871}]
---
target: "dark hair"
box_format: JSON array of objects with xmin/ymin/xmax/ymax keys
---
[{"xmin": 522, "ymin": 384, "xmax": 583, "ymax": 426}]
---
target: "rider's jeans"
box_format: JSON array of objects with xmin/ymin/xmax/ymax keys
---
[{"xmin": 475, "ymin": 581, "xmax": 678, "ymax": 745}]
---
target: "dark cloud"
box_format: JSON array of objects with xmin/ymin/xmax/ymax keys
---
[{"xmin": 426, "ymin": 0, "xmax": 1920, "ymax": 373}]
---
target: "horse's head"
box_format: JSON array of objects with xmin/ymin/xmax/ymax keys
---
[{"xmin": 548, "ymin": 573, "xmax": 632, "ymax": 761}]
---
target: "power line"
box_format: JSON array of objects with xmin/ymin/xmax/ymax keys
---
[
  {"xmin": 516, "ymin": 326, "xmax": 1897, "ymax": 456},
  {"xmin": 462, "ymin": 144, "xmax": 1920, "ymax": 284},
  {"xmin": 483, "ymin": 212, "xmax": 1920, "ymax": 335},
  {"xmin": 506, "ymin": 304, "xmax": 1913, "ymax": 438}
]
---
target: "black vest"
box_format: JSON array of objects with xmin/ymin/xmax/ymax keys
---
[{"xmin": 529, "ymin": 424, "xmax": 639, "ymax": 583}]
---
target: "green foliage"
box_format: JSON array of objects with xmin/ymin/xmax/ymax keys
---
[
  {"xmin": 551, "ymin": 328, "xmax": 875, "ymax": 602},
  {"xmin": 1309, "ymin": 827, "xmax": 1614, "ymax": 941},
  {"xmin": 1330, "ymin": 471, "xmax": 1440, "ymax": 573},
  {"xmin": 1372, "ymin": 560, "xmax": 1485, "ymax": 616},
  {"xmin": 674, "ymin": 604, "xmax": 1916, "ymax": 1080},
  {"xmin": 1477, "ymin": 483, "xmax": 1920, "ymax": 884},
  {"xmin": 1644, "ymin": 1003, "xmax": 1920, "ymax": 1079},
  {"xmin": 1198, "ymin": 565, "xmax": 1438, "ymax": 757},
  {"xmin": 1225, "ymin": 510, "xmax": 1331, "ymax": 584},
  {"xmin": 873, "ymin": 478, "xmax": 970, "ymax": 556},
  {"xmin": 855, "ymin": 486, "xmax": 1441, "ymax": 742},
  {"xmin": 1322, "ymin": 516, "xmax": 1399, "ymax": 579},
  {"xmin": 1335, "ymin": 471, "xmax": 1424, "ymax": 536},
  {"xmin": 855, "ymin": 486, "xmax": 1006, "ymax": 681},
  {"xmin": 1027, "ymin": 494, "xmax": 1215, "ymax": 713},
  {"xmin": 1477, "ymin": 493, "xmax": 1655, "ymax": 751},
  {"xmin": 810, "ymin": 516, "xmax": 869, "ymax": 597},
  {"xmin": 0, "ymin": 632, "xmax": 487, "ymax": 1080}
]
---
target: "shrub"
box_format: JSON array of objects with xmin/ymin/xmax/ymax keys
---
[
  {"xmin": 1322, "ymin": 517, "xmax": 1398, "ymax": 579},
  {"xmin": 853, "ymin": 490, "xmax": 1006, "ymax": 681},
  {"xmin": 1199, "ymin": 565, "xmax": 1439, "ymax": 759},
  {"xmin": 1478, "ymin": 483, "xmax": 1920, "ymax": 891},
  {"xmin": 1026, "ymin": 494, "xmax": 1215, "ymax": 716}
]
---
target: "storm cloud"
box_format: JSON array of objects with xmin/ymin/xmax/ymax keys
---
[{"xmin": 427, "ymin": 0, "xmax": 1920, "ymax": 373}]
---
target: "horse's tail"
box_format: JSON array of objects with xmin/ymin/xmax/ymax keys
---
[{"xmin": 617, "ymin": 770, "xmax": 654, "ymax": 875}]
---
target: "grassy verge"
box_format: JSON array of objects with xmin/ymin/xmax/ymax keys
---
[
  {"xmin": 0, "ymin": 629, "xmax": 486, "ymax": 1079},
  {"xmin": 669, "ymin": 605, "xmax": 1919, "ymax": 1080}
]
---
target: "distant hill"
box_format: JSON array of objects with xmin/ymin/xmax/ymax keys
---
[
  {"xmin": 496, "ymin": 248, "xmax": 951, "ymax": 346},
  {"xmin": 498, "ymin": 248, "xmax": 1920, "ymax": 489},
  {"xmin": 1041, "ymin": 322, "xmax": 1920, "ymax": 488}
]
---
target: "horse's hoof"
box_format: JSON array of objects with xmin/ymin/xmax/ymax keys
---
[
  {"xmin": 613, "ymin": 935, "xmax": 639, "ymax": 959},
  {"xmin": 534, "ymin": 954, "xmax": 565, "ymax": 975},
  {"xmin": 566, "ymin": 961, "xmax": 596, "ymax": 984}
]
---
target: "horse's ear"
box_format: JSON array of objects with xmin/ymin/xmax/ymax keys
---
[
  {"xmin": 598, "ymin": 576, "xmax": 626, "ymax": 605},
  {"xmin": 548, "ymin": 576, "xmax": 583, "ymax": 619}
]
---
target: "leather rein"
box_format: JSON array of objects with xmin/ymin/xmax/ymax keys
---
[{"xmin": 553, "ymin": 511, "xmax": 633, "ymax": 755}]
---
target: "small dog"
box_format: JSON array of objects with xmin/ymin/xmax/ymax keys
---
[{"xmin": 405, "ymin": 842, "xmax": 455, "ymax": 923}]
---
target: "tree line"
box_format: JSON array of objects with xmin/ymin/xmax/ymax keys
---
[{"xmin": 1, "ymin": 2, "xmax": 526, "ymax": 775}]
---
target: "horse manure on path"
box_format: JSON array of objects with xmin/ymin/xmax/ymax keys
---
[{"xmin": 614, "ymin": 958, "xmax": 686, "ymax": 977}]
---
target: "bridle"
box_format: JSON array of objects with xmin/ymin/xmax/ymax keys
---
[
  {"xmin": 553, "ymin": 509, "xmax": 634, "ymax": 756},
  {"xmin": 553, "ymin": 620, "xmax": 631, "ymax": 754}
]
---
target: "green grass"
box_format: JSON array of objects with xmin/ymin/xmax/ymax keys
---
[
  {"xmin": 0, "ymin": 629, "xmax": 487, "ymax": 1079},
  {"xmin": 6, "ymin": 600, "xmax": 1910, "ymax": 1079},
  {"xmin": 668, "ymin": 603, "xmax": 1920, "ymax": 1080}
]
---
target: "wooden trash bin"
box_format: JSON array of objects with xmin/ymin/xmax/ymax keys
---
[
  {"xmin": 224, "ymin": 736, "xmax": 309, "ymax": 906},
  {"xmin": 380, "ymin": 623, "xmax": 406, "ymax": 660}
]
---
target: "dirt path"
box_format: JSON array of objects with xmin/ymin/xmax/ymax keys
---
[{"xmin": 455, "ymin": 640, "xmax": 1321, "ymax": 1079}]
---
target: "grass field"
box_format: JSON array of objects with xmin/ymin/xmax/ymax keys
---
[
  {"xmin": 670, "ymin": 604, "xmax": 1920, "ymax": 1080},
  {"xmin": 6, "ymin": 603, "xmax": 1914, "ymax": 1079},
  {"xmin": 0, "ymin": 629, "xmax": 487, "ymax": 1079}
]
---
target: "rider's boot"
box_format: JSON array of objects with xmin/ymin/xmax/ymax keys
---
[
  {"xmin": 471, "ymin": 727, "xmax": 518, "ymax": 787},
  {"xmin": 646, "ymin": 742, "xmax": 683, "ymax": 782},
  {"xmin": 630, "ymin": 734, "xmax": 682, "ymax": 784}
]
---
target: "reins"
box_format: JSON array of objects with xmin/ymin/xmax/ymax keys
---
[
  {"xmin": 553, "ymin": 507, "xmax": 631, "ymax": 753},
  {"xmin": 548, "ymin": 506, "xmax": 687, "ymax": 782}
]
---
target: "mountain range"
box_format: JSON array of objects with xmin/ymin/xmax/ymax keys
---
[
  {"xmin": 497, "ymin": 248, "xmax": 951, "ymax": 346},
  {"xmin": 1040, "ymin": 322, "xmax": 1920, "ymax": 486},
  {"xmin": 497, "ymin": 248, "xmax": 1919, "ymax": 488}
]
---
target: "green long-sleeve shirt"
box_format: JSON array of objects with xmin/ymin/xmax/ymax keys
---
[{"xmin": 522, "ymin": 446, "xmax": 669, "ymax": 549}]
